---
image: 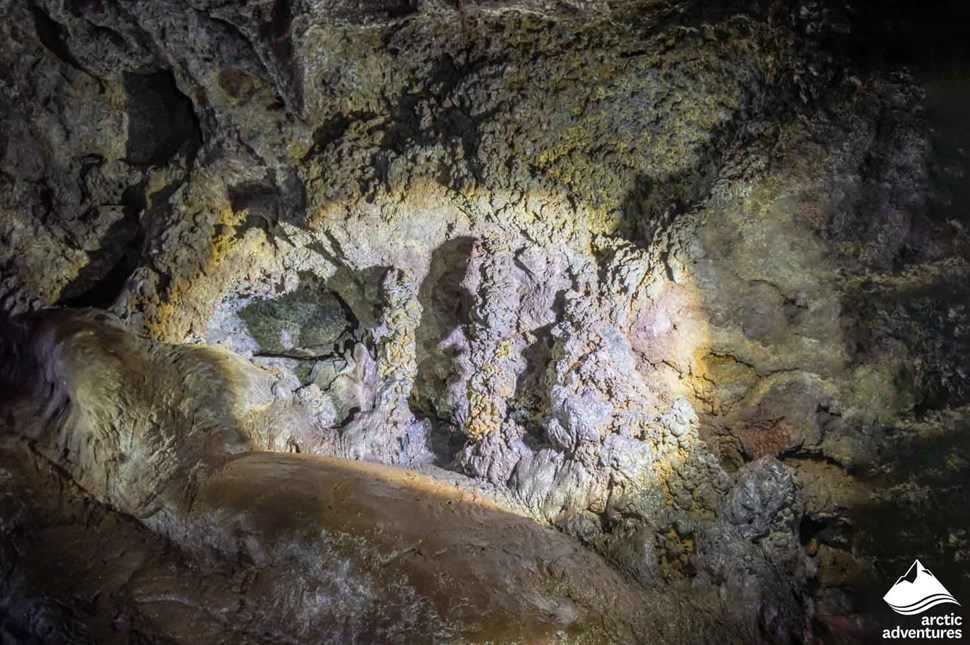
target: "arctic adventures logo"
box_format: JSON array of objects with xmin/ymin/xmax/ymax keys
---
[{"xmin": 882, "ymin": 560, "xmax": 963, "ymax": 640}]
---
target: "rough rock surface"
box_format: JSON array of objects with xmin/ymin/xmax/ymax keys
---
[{"xmin": 1, "ymin": 0, "xmax": 969, "ymax": 642}]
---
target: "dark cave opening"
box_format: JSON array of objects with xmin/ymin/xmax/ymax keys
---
[{"xmin": 123, "ymin": 70, "xmax": 202, "ymax": 168}]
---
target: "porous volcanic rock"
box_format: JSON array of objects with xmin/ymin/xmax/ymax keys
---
[{"xmin": 1, "ymin": 0, "xmax": 969, "ymax": 642}]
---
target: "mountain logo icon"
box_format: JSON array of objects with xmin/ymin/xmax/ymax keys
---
[{"xmin": 883, "ymin": 560, "xmax": 961, "ymax": 615}]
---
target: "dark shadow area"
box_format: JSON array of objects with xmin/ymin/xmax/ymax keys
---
[
  {"xmin": 510, "ymin": 323, "xmax": 556, "ymax": 451},
  {"xmin": 814, "ymin": 416, "xmax": 970, "ymax": 641},
  {"xmin": 31, "ymin": 6, "xmax": 82, "ymax": 70},
  {"xmin": 228, "ymin": 169, "xmax": 307, "ymax": 235},
  {"xmin": 58, "ymin": 185, "xmax": 146, "ymax": 309},
  {"xmin": 923, "ymin": 64, "xmax": 970, "ymax": 230},
  {"xmin": 0, "ymin": 304, "xmax": 35, "ymax": 405},
  {"xmin": 410, "ymin": 237, "xmax": 476, "ymax": 464},
  {"xmin": 682, "ymin": 0, "xmax": 970, "ymax": 68},
  {"xmin": 229, "ymin": 178, "xmax": 283, "ymax": 236},
  {"xmin": 124, "ymin": 71, "xmax": 202, "ymax": 168},
  {"xmin": 324, "ymin": 264, "xmax": 388, "ymax": 331},
  {"xmin": 616, "ymin": 99, "xmax": 754, "ymax": 247},
  {"xmin": 844, "ymin": 275, "xmax": 970, "ymax": 416},
  {"xmin": 838, "ymin": 0, "xmax": 970, "ymax": 67}
]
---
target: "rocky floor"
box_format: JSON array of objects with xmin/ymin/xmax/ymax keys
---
[
  {"xmin": 1, "ymin": 0, "xmax": 969, "ymax": 642},
  {"xmin": 0, "ymin": 428, "xmax": 750, "ymax": 643}
]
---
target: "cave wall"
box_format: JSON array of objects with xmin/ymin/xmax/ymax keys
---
[{"xmin": 1, "ymin": 0, "xmax": 969, "ymax": 641}]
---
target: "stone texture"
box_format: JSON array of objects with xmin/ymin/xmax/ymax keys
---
[{"xmin": 1, "ymin": 0, "xmax": 969, "ymax": 642}]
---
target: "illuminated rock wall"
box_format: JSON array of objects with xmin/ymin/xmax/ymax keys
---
[{"xmin": 2, "ymin": 0, "xmax": 969, "ymax": 641}]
